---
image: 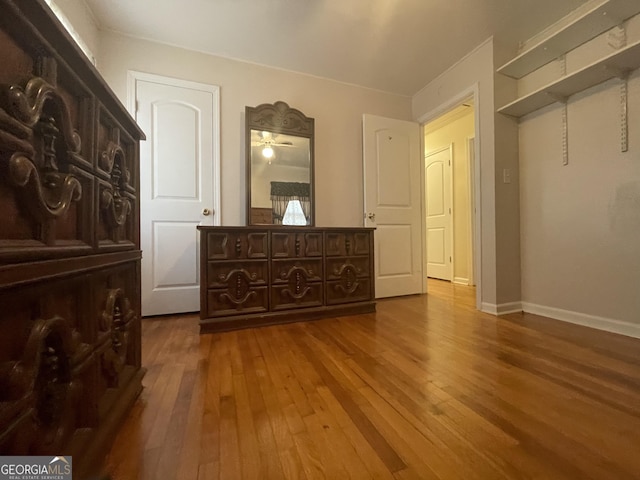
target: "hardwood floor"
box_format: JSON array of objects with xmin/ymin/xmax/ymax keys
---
[{"xmin": 105, "ymin": 280, "xmax": 640, "ymax": 479}]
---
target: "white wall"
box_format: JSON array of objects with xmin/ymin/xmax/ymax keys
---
[
  {"xmin": 48, "ymin": 0, "xmax": 100, "ymax": 62},
  {"xmin": 518, "ymin": 15, "xmax": 640, "ymax": 327},
  {"xmin": 97, "ymin": 31, "xmax": 412, "ymax": 227}
]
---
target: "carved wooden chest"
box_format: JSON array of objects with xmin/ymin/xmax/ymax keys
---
[{"xmin": 0, "ymin": 0, "xmax": 145, "ymax": 474}]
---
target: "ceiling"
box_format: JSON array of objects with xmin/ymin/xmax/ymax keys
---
[{"xmin": 84, "ymin": 0, "xmax": 590, "ymax": 96}]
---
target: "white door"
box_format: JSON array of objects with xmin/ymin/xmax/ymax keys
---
[
  {"xmin": 131, "ymin": 72, "xmax": 220, "ymax": 316},
  {"xmin": 425, "ymin": 146, "xmax": 453, "ymax": 281},
  {"xmin": 363, "ymin": 114, "xmax": 422, "ymax": 298}
]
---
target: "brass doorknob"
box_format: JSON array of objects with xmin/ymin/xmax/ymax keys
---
[{"xmin": 202, "ymin": 208, "xmax": 211, "ymax": 216}]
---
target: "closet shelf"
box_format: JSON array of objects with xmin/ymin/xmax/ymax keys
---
[
  {"xmin": 497, "ymin": 38, "xmax": 640, "ymax": 118},
  {"xmin": 497, "ymin": 0, "xmax": 640, "ymax": 79}
]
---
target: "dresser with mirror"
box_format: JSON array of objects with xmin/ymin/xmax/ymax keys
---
[{"xmin": 198, "ymin": 101, "xmax": 375, "ymax": 333}]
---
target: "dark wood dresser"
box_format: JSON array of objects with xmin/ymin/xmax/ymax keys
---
[
  {"xmin": 198, "ymin": 226, "xmax": 376, "ymax": 332},
  {"xmin": 0, "ymin": 0, "xmax": 145, "ymax": 473}
]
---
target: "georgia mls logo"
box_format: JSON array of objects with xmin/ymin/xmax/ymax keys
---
[
  {"xmin": 49, "ymin": 456, "xmax": 71, "ymax": 472},
  {"xmin": 0, "ymin": 455, "xmax": 72, "ymax": 479}
]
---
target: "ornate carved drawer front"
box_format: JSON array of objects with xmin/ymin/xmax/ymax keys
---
[
  {"xmin": 206, "ymin": 286, "xmax": 268, "ymax": 317},
  {"xmin": 326, "ymin": 278, "xmax": 372, "ymax": 305},
  {"xmin": 271, "ymin": 282, "xmax": 324, "ymax": 311},
  {"xmin": 326, "ymin": 257, "xmax": 370, "ymax": 281},
  {"xmin": 96, "ymin": 108, "xmax": 139, "ymax": 248},
  {"xmin": 272, "ymin": 259, "xmax": 322, "ymax": 284},
  {"xmin": 207, "ymin": 261, "xmax": 268, "ymax": 288},
  {"xmin": 325, "ymin": 232, "xmax": 371, "ymax": 257},
  {"xmin": 206, "ymin": 231, "xmax": 268, "ymax": 260},
  {"xmin": 272, "ymin": 231, "xmax": 323, "ymax": 258},
  {"xmin": 271, "ymin": 259, "xmax": 323, "ymax": 310},
  {"xmin": 0, "ymin": 70, "xmax": 95, "ymax": 258}
]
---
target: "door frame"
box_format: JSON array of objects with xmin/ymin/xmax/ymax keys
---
[
  {"xmin": 466, "ymin": 135, "xmax": 476, "ymax": 286},
  {"xmin": 417, "ymin": 84, "xmax": 482, "ymax": 310},
  {"xmin": 126, "ymin": 70, "xmax": 221, "ymax": 226},
  {"xmin": 424, "ymin": 144, "xmax": 454, "ymax": 282}
]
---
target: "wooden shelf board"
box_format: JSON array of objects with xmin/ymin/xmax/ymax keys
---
[
  {"xmin": 498, "ymin": 0, "xmax": 640, "ymax": 79},
  {"xmin": 498, "ymin": 38, "xmax": 640, "ymax": 117}
]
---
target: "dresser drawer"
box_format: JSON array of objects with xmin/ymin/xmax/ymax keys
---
[
  {"xmin": 272, "ymin": 259, "xmax": 322, "ymax": 284},
  {"xmin": 271, "ymin": 282, "xmax": 323, "ymax": 311},
  {"xmin": 206, "ymin": 286, "xmax": 269, "ymax": 317},
  {"xmin": 206, "ymin": 261, "xmax": 268, "ymax": 288},
  {"xmin": 325, "ymin": 231, "xmax": 371, "ymax": 257},
  {"xmin": 325, "ymin": 257, "xmax": 370, "ymax": 280},
  {"xmin": 326, "ymin": 277, "xmax": 372, "ymax": 305},
  {"xmin": 206, "ymin": 231, "xmax": 268, "ymax": 259},
  {"xmin": 271, "ymin": 231, "xmax": 323, "ymax": 258}
]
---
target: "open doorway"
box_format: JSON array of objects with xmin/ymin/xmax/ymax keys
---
[{"xmin": 424, "ymin": 98, "xmax": 476, "ymax": 287}]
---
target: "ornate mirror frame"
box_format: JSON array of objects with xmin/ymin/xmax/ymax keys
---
[{"xmin": 246, "ymin": 101, "xmax": 315, "ymax": 226}]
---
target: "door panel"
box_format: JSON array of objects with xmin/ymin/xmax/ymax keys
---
[
  {"xmin": 426, "ymin": 146, "xmax": 452, "ymax": 280},
  {"xmin": 153, "ymin": 102, "xmax": 199, "ymax": 199},
  {"xmin": 153, "ymin": 221, "xmax": 200, "ymax": 288},
  {"xmin": 363, "ymin": 114, "xmax": 422, "ymax": 298},
  {"xmin": 134, "ymin": 74, "xmax": 220, "ymax": 316},
  {"xmin": 377, "ymin": 225, "xmax": 413, "ymax": 276}
]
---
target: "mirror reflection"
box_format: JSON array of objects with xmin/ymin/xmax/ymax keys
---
[
  {"xmin": 246, "ymin": 101, "xmax": 315, "ymax": 226},
  {"xmin": 250, "ymin": 130, "xmax": 311, "ymax": 225}
]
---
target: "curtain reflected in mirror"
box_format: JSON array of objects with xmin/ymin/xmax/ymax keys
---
[{"xmin": 270, "ymin": 181, "xmax": 310, "ymax": 225}]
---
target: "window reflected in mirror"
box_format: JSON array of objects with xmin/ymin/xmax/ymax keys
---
[{"xmin": 282, "ymin": 199, "xmax": 307, "ymax": 225}]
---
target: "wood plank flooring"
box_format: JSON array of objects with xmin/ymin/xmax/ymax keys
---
[{"xmin": 105, "ymin": 280, "xmax": 640, "ymax": 479}]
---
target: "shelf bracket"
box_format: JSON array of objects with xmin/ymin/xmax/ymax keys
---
[
  {"xmin": 601, "ymin": 65, "xmax": 631, "ymax": 152},
  {"xmin": 547, "ymin": 93, "xmax": 569, "ymax": 165},
  {"xmin": 603, "ymin": 67, "xmax": 631, "ymax": 152},
  {"xmin": 560, "ymin": 102, "xmax": 569, "ymax": 165},
  {"xmin": 559, "ymin": 54, "xmax": 567, "ymax": 77},
  {"xmin": 620, "ymin": 74, "xmax": 629, "ymax": 153},
  {"xmin": 607, "ymin": 25, "xmax": 627, "ymax": 50}
]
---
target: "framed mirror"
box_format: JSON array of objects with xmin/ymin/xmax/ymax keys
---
[{"xmin": 246, "ymin": 101, "xmax": 315, "ymax": 226}]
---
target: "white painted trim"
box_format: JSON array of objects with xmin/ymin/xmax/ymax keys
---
[
  {"xmin": 420, "ymin": 118, "xmax": 427, "ymax": 295},
  {"xmin": 453, "ymin": 277, "xmax": 469, "ymax": 285},
  {"xmin": 126, "ymin": 70, "xmax": 221, "ymax": 225},
  {"xmin": 481, "ymin": 302, "xmax": 523, "ymax": 315},
  {"xmin": 465, "ymin": 135, "xmax": 476, "ymax": 287},
  {"xmin": 418, "ymin": 83, "xmax": 482, "ymax": 311},
  {"xmin": 521, "ymin": 302, "xmax": 640, "ymax": 339},
  {"xmin": 481, "ymin": 302, "xmax": 497, "ymax": 315}
]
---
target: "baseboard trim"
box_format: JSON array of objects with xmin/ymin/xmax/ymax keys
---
[
  {"xmin": 521, "ymin": 302, "xmax": 640, "ymax": 339},
  {"xmin": 481, "ymin": 302, "xmax": 523, "ymax": 315},
  {"xmin": 453, "ymin": 276, "xmax": 469, "ymax": 285}
]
